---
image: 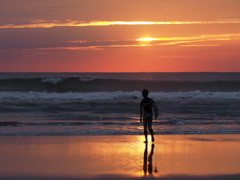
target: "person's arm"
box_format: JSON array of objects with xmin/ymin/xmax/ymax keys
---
[
  {"xmin": 152, "ymin": 101, "xmax": 158, "ymax": 119},
  {"xmin": 140, "ymin": 101, "xmax": 143, "ymax": 123}
]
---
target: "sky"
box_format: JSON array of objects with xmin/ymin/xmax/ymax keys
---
[{"xmin": 0, "ymin": 0, "xmax": 240, "ymax": 72}]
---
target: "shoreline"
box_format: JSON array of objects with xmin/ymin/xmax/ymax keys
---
[{"xmin": 0, "ymin": 135, "xmax": 240, "ymax": 179}]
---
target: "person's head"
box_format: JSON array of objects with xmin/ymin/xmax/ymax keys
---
[{"xmin": 142, "ymin": 89, "xmax": 149, "ymax": 98}]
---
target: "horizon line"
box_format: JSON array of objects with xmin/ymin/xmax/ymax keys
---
[{"xmin": 0, "ymin": 71, "xmax": 239, "ymax": 73}]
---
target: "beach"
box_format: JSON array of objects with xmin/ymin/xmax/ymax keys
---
[
  {"xmin": 0, "ymin": 73, "xmax": 240, "ymax": 179},
  {"xmin": 0, "ymin": 135, "xmax": 240, "ymax": 180},
  {"xmin": 1, "ymin": 0, "xmax": 240, "ymax": 177}
]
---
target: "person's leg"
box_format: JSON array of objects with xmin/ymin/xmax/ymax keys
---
[
  {"xmin": 148, "ymin": 115, "xmax": 155, "ymax": 142},
  {"xmin": 144, "ymin": 130, "xmax": 148, "ymax": 143},
  {"xmin": 143, "ymin": 114, "xmax": 149, "ymax": 143},
  {"xmin": 149, "ymin": 129, "xmax": 155, "ymax": 142}
]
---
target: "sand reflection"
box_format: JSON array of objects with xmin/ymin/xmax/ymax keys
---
[
  {"xmin": 0, "ymin": 135, "xmax": 239, "ymax": 179},
  {"xmin": 143, "ymin": 143, "xmax": 158, "ymax": 176}
]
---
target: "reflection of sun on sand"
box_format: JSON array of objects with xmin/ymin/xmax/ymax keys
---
[{"xmin": 0, "ymin": 135, "xmax": 240, "ymax": 179}]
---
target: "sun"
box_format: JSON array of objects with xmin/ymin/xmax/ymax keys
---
[
  {"xmin": 136, "ymin": 37, "xmax": 158, "ymax": 42},
  {"xmin": 136, "ymin": 37, "xmax": 159, "ymax": 46}
]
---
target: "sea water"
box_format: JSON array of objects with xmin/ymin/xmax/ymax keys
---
[{"xmin": 0, "ymin": 72, "xmax": 240, "ymax": 135}]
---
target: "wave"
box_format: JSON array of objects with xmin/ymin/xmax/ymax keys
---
[
  {"xmin": 1, "ymin": 120, "xmax": 238, "ymax": 127},
  {"xmin": 0, "ymin": 91, "xmax": 240, "ymax": 100},
  {"xmin": 1, "ymin": 119, "xmax": 239, "ymax": 136},
  {"xmin": 0, "ymin": 77, "xmax": 240, "ymax": 92}
]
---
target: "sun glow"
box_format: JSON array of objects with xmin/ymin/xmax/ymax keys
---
[
  {"xmin": 1, "ymin": 19, "xmax": 240, "ymax": 29},
  {"xmin": 136, "ymin": 37, "xmax": 158, "ymax": 42}
]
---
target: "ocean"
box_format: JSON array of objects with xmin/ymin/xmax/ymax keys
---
[{"xmin": 0, "ymin": 72, "xmax": 240, "ymax": 135}]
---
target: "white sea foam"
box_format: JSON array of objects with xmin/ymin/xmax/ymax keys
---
[
  {"xmin": 0, "ymin": 91, "xmax": 240, "ymax": 101},
  {"xmin": 41, "ymin": 77, "xmax": 96, "ymax": 85},
  {"xmin": 41, "ymin": 78, "xmax": 63, "ymax": 85},
  {"xmin": 79, "ymin": 77, "xmax": 96, "ymax": 82}
]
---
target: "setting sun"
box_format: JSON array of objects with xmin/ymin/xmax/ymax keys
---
[{"xmin": 136, "ymin": 37, "xmax": 158, "ymax": 42}]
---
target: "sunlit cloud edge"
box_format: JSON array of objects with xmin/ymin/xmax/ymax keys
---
[
  {"xmin": 1, "ymin": 33, "xmax": 239, "ymax": 51},
  {"xmin": 1, "ymin": 19, "xmax": 240, "ymax": 29}
]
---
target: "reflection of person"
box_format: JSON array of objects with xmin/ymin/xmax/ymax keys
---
[
  {"xmin": 140, "ymin": 89, "xmax": 158, "ymax": 143},
  {"xmin": 143, "ymin": 143, "xmax": 157, "ymax": 176}
]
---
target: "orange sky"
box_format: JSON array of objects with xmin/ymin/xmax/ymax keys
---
[{"xmin": 0, "ymin": 0, "xmax": 240, "ymax": 72}]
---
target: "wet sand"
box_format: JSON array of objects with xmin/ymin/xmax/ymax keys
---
[{"xmin": 0, "ymin": 135, "xmax": 240, "ymax": 179}]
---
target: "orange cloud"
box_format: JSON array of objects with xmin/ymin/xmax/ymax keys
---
[
  {"xmin": 136, "ymin": 33, "xmax": 240, "ymax": 46},
  {"xmin": 1, "ymin": 19, "xmax": 240, "ymax": 29},
  {"xmin": 1, "ymin": 33, "xmax": 239, "ymax": 52}
]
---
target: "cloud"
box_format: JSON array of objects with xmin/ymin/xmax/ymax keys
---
[
  {"xmin": 1, "ymin": 19, "xmax": 240, "ymax": 29},
  {"xmin": 135, "ymin": 33, "xmax": 240, "ymax": 46},
  {"xmin": 180, "ymin": 44, "xmax": 221, "ymax": 47},
  {"xmin": 1, "ymin": 33, "xmax": 238, "ymax": 52}
]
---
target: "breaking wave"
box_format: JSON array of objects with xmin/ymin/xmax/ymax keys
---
[
  {"xmin": 0, "ymin": 91, "xmax": 240, "ymax": 101},
  {"xmin": 0, "ymin": 77, "xmax": 240, "ymax": 92}
]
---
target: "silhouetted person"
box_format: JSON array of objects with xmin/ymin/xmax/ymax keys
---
[{"xmin": 140, "ymin": 89, "xmax": 158, "ymax": 143}]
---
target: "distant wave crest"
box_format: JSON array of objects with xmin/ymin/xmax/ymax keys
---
[
  {"xmin": 0, "ymin": 77, "xmax": 240, "ymax": 92},
  {"xmin": 0, "ymin": 91, "xmax": 240, "ymax": 101}
]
